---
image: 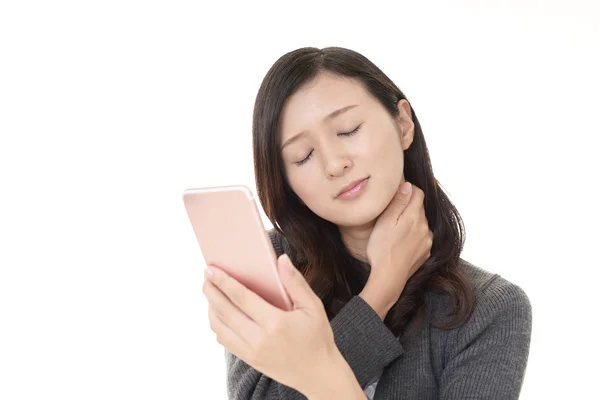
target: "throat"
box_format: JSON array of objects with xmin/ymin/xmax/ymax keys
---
[{"xmin": 338, "ymin": 221, "xmax": 375, "ymax": 263}]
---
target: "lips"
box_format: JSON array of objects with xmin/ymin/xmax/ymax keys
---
[{"xmin": 336, "ymin": 177, "xmax": 369, "ymax": 198}]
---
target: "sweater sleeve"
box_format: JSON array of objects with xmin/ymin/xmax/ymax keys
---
[
  {"xmin": 439, "ymin": 277, "xmax": 533, "ymax": 399},
  {"xmin": 226, "ymin": 295, "xmax": 405, "ymax": 399}
]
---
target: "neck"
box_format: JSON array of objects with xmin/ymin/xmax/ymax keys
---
[{"xmin": 338, "ymin": 220, "xmax": 376, "ymax": 263}]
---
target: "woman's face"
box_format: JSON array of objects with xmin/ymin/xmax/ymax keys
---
[{"xmin": 279, "ymin": 72, "xmax": 415, "ymax": 227}]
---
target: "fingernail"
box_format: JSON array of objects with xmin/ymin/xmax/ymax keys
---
[{"xmin": 400, "ymin": 182, "xmax": 412, "ymax": 194}]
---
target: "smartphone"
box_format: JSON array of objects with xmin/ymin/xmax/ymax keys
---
[{"xmin": 183, "ymin": 185, "xmax": 293, "ymax": 311}]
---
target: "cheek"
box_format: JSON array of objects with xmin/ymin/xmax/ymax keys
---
[
  {"xmin": 355, "ymin": 125, "xmax": 403, "ymax": 164},
  {"xmin": 286, "ymin": 166, "xmax": 336, "ymax": 221},
  {"xmin": 286, "ymin": 167, "xmax": 321, "ymax": 205},
  {"xmin": 357, "ymin": 127, "xmax": 405, "ymax": 193}
]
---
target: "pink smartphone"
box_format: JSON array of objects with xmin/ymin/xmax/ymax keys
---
[{"xmin": 183, "ymin": 185, "xmax": 293, "ymax": 312}]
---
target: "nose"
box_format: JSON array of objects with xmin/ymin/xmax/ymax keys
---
[{"xmin": 323, "ymin": 146, "xmax": 353, "ymax": 178}]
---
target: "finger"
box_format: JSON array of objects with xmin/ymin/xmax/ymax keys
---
[
  {"xmin": 277, "ymin": 253, "xmax": 318, "ymax": 310},
  {"xmin": 396, "ymin": 185, "xmax": 425, "ymax": 224},
  {"xmin": 382, "ymin": 182, "xmax": 413, "ymax": 221},
  {"xmin": 207, "ymin": 307, "xmax": 248, "ymax": 361},
  {"xmin": 204, "ymin": 278, "xmax": 261, "ymax": 345},
  {"xmin": 206, "ymin": 266, "xmax": 281, "ymax": 326}
]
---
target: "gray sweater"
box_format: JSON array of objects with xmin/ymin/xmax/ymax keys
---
[{"xmin": 225, "ymin": 229, "xmax": 532, "ymax": 399}]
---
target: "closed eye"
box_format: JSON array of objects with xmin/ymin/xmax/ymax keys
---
[
  {"xmin": 338, "ymin": 123, "xmax": 363, "ymax": 137},
  {"xmin": 295, "ymin": 123, "xmax": 363, "ymax": 166},
  {"xmin": 295, "ymin": 150, "xmax": 313, "ymax": 166}
]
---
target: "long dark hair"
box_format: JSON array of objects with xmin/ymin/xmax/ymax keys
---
[{"xmin": 253, "ymin": 47, "xmax": 475, "ymax": 336}]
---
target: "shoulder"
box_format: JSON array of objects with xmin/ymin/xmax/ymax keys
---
[
  {"xmin": 436, "ymin": 258, "xmax": 532, "ymax": 351},
  {"xmin": 424, "ymin": 259, "xmax": 532, "ymax": 327},
  {"xmin": 458, "ymin": 258, "xmax": 532, "ymax": 323}
]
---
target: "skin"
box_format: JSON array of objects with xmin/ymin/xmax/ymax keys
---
[
  {"xmin": 203, "ymin": 71, "xmax": 431, "ymax": 399},
  {"xmin": 203, "ymin": 255, "xmax": 366, "ymax": 399},
  {"xmin": 279, "ymin": 71, "xmax": 415, "ymax": 262}
]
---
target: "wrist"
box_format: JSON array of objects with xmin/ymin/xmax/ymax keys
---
[
  {"xmin": 359, "ymin": 287, "xmax": 392, "ymax": 320},
  {"xmin": 359, "ymin": 277, "xmax": 405, "ymax": 320},
  {"xmin": 304, "ymin": 349, "xmax": 365, "ymax": 400}
]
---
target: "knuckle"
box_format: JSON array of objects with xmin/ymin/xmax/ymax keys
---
[
  {"xmin": 209, "ymin": 307, "xmax": 224, "ymax": 325},
  {"xmin": 218, "ymin": 278, "xmax": 232, "ymax": 295},
  {"xmin": 208, "ymin": 272, "xmax": 220, "ymax": 285},
  {"xmin": 228, "ymin": 286, "xmax": 245, "ymax": 306},
  {"xmin": 212, "ymin": 272, "xmax": 227, "ymax": 288},
  {"xmin": 216, "ymin": 275, "xmax": 230, "ymax": 289},
  {"xmin": 412, "ymin": 185, "xmax": 423, "ymax": 197},
  {"xmin": 412, "ymin": 187, "xmax": 423, "ymax": 200},
  {"xmin": 411, "ymin": 214, "xmax": 420, "ymax": 227},
  {"xmin": 208, "ymin": 311, "xmax": 216, "ymax": 331},
  {"xmin": 264, "ymin": 317, "xmax": 281, "ymax": 335}
]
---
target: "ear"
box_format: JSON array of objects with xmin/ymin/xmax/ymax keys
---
[{"xmin": 395, "ymin": 99, "xmax": 415, "ymax": 151}]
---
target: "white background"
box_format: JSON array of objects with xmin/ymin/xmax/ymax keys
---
[{"xmin": 1, "ymin": 0, "xmax": 599, "ymax": 399}]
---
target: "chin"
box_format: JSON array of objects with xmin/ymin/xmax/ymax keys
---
[{"xmin": 320, "ymin": 195, "xmax": 391, "ymax": 228}]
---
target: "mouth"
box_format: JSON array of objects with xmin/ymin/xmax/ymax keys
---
[{"xmin": 336, "ymin": 177, "xmax": 370, "ymax": 199}]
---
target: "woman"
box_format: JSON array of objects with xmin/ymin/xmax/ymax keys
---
[{"xmin": 202, "ymin": 47, "xmax": 532, "ymax": 399}]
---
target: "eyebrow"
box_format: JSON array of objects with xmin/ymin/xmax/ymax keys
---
[{"xmin": 280, "ymin": 104, "xmax": 359, "ymax": 150}]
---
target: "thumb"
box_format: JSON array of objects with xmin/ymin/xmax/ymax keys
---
[
  {"xmin": 383, "ymin": 181, "xmax": 413, "ymax": 217},
  {"xmin": 277, "ymin": 254, "xmax": 315, "ymax": 309}
]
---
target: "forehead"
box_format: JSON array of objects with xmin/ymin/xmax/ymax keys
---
[{"xmin": 279, "ymin": 73, "xmax": 371, "ymax": 139}]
